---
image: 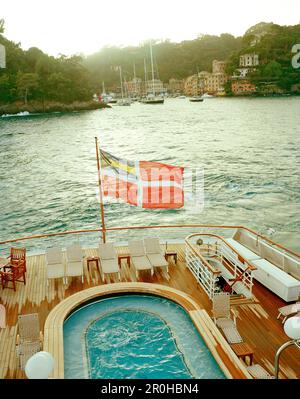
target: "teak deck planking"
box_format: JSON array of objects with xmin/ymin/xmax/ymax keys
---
[{"xmin": 0, "ymin": 243, "xmax": 299, "ymax": 379}]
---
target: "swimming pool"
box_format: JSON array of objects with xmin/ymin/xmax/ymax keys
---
[{"xmin": 63, "ymin": 295, "xmax": 226, "ymax": 379}]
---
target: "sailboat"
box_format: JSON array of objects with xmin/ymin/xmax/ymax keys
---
[
  {"xmin": 100, "ymin": 82, "xmax": 116, "ymax": 104},
  {"xmin": 117, "ymin": 66, "xmax": 131, "ymax": 106},
  {"xmin": 189, "ymin": 69, "xmax": 204, "ymax": 102},
  {"xmin": 141, "ymin": 41, "xmax": 164, "ymax": 104}
]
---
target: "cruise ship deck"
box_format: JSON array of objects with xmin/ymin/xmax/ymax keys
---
[{"xmin": 0, "ymin": 242, "xmax": 299, "ymax": 379}]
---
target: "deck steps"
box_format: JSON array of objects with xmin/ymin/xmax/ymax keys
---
[{"xmin": 216, "ymin": 264, "xmax": 252, "ymax": 299}]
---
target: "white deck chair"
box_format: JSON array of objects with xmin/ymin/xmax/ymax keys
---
[
  {"xmin": 0, "ymin": 304, "xmax": 6, "ymax": 328},
  {"xmin": 247, "ymin": 364, "xmax": 275, "ymax": 379},
  {"xmin": 277, "ymin": 302, "xmax": 300, "ymax": 323},
  {"xmin": 65, "ymin": 244, "xmax": 84, "ymax": 283},
  {"xmin": 212, "ymin": 293, "xmax": 243, "ymax": 344},
  {"xmin": 144, "ymin": 238, "xmax": 169, "ymax": 273},
  {"xmin": 18, "ymin": 341, "xmax": 41, "ymax": 370},
  {"xmin": 45, "ymin": 247, "xmax": 65, "ymax": 285},
  {"xmin": 17, "ymin": 313, "xmax": 43, "ymax": 344},
  {"xmin": 16, "ymin": 313, "xmax": 43, "ymax": 368},
  {"xmin": 128, "ymin": 240, "xmax": 154, "ymax": 279},
  {"xmin": 98, "ymin": 243, "xmax": 120, "ymax": 283}
]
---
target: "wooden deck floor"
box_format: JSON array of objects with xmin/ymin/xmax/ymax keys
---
[{"xmin": 0, "ymin": 243, "xmax": 299, "ymax": 379}]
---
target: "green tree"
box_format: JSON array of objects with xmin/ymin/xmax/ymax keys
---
[
  {"xmin": 16, "ymin": 72, "xmax": 39, "ymax": 104},
  {"xmin": 262, "ymin": 61, "xmax": 283, "ymax": 79},
  {"xmin": 0, "ymin": 74, "xmax": 12, "ymax": 102}
]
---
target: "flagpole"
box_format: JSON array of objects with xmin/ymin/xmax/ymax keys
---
[{"xmin": 95, "ymin": 136, "xmax": 106, "ymax": 243}]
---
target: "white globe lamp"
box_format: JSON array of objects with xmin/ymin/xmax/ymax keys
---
[
  {"xmin": 25, "ymin": 351, "xmax": 54, "ymax": 379},
  {"xmin": 284, "ymin": 316, "xmax": 300, "ymax": 340},
  {"xmin": 275, "ymin": 315, "xmax": 300, "ymax": 378}
]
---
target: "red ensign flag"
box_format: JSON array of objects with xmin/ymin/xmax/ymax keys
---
[{"xmin": 100, "ymin": 150, "xmax": 184, "ymax": 209}]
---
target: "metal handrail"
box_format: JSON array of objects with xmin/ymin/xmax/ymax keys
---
[
  {"xmin": 0, "ymin": 224, "xmax": 299, "ymax": 260},
  {"xmin": 185, "ymin": 232, "xmax": 257, "ymax": 272},
  {"xmin": 184, "ymin": 238, "xmax": 221, "ymax": 276}
]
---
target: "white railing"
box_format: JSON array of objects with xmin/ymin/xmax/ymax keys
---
[
  {"xmin": 185, "ymin": 240, "xmax": 221, "ymax": 300},
  {"xmin": 185, "ymin": 233, "xmax": 256, "ymax": 299}
]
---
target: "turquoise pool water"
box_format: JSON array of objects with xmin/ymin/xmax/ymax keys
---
[{"xmin": 63, "ymin": 295, "xmax": 225, "ymax": 379}]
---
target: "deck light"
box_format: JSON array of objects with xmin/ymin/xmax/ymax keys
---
[
  {"xmin": 274, "ymin": 315, "xmax": 300, "ymax": 379},
  {"xmin": 25, "ymin": 351, "xmax": 54, "ymax": 379},
  {"xmin": 284, "ymin": 316, "xmax": 300, "ymax": 340}
]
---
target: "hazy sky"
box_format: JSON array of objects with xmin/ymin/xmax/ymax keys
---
[{"xmin": 1, "ymin": 0, "xmax": 300, "ymax": 56}]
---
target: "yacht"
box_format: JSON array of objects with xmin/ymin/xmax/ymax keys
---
[
  {"xmin": 0, "ymin": 223, "xmax": 299, "ymax": 379},
  {"xmin": 141, "ymin": 41, "xmax": 164, "ymax": 105}
]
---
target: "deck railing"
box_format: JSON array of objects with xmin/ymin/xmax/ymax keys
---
[
  {"xmin": 185, "ymin": 233, "xmax": 255, "ymax": 299},
  {"xmin": 1, "ymin": 223, "xmax": 299, "ymax": 262},
  {"xmin": 185, "ymin": 238, "xmax": 221, "ymax": 299}
]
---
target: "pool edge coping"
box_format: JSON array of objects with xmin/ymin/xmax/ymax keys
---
[{"xmin": 43, "ymin": 282, "xmax": 252, "ymax": 379}]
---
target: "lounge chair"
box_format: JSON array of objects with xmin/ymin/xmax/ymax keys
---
[
  {"xmin": 277, "ymin": 302, "xmax": 300, "ymax": 323},
  {"xmin": 45, "ymin": 247, "xmax": 65, "ymax": 285},
  {"xmin": 247, "ymin": 364, "xmax": 275, "ymax": 379},
  {"xmin": 128, "ymin": 240, "xmax": 154, "ymax": 279},
  {"xmin": 98, "ymin": 243, "xmax": 120, "ymax": 283},
  {"xmin": 65, "ymin": 244, "xmax": 85, "ymax": 283},
  {"xmin": 144, "ymin": 238, "xmax": 169, "ymax": 273},
  {"xmin": 212, "ymin": 292, "xmax": 243, "ymax": 344},
  {"xmin": 16, "ymin": 313, "xmax": 43, "ymax": 369},
  {"xmin": 0, "ymin": 304, "xmax": 6, "ymax": 328},
  {"xmin": 18, "ymin": 341, "xmax": 42, "ymax": 370}
]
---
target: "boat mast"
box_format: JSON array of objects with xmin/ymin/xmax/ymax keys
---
[
  {"xmin": 119, "ymin": 66, "xmax": 124, "ymax": 100},
  {"xmin": 144, "ymin": 58, "xmax": 147, "ymax": 97},
  {"xmin": 124, "ymin": 76, "xmax": 130, "ymax": 100},
  {"xmin": 95, "ymin": 137, "xmax": 106, "ymax": 243},
  {"xmin": 149, "ymin": 40, "xmax": 155, "ymax": 96},
  {"xmin": 133, "ymin": 63, "xmax": 137, "ymax": 96},
  {"xmin": 196, "ymin": 67, "xmax": 199, "ymax": 96}
]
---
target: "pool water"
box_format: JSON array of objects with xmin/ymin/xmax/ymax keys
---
[{"xmin": 63, "ymin": 295, "xmax": 225, "ymax": 379}]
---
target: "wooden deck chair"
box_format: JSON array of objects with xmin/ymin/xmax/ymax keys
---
[
  {"xmin": 0, "ymin": 262, "xmax": 26, "ymax": 291},
  {"xmin": 247, "ymin": 364, "xmax": 275, "ymax": 379},
  {"xmin": 277, "ymin": 302, "xmax": 300, "ymax": 323},
  {"xmin": 65, "ymin": 244, "xmax": 85, "ymax": 284},
  {"xmin": 98, "ymin": 243, "xmax": 120, "ymax": 283},
  {"xmin": 0, "ymin": 304, "xmax": 6, "ymax": 328},
  {"xmin": 128, "ymin": 240, "xmax": 154, "ymax": 279},
  {"xmin": 212, "ymin": 293, "xmax": 243, "ymax": 344},
  {"xmin": 45, "ymin": 247, "xmax": 65, "ymax": 285},
  {"xmin": 144, "ymin": 238, "xmax": 169, "ymax": 273},
  {"xmin": 9, "ymin": 247, "xmax": 26, "ymax": 272}
]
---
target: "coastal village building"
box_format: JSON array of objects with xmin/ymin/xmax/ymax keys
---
[
  {"xmin": 230, "ymin": 53, "xmax": 259, "ymax": 95},
  {"xmin": 239, "ymin": 53, "xmax": 259, "ymax": 67},
  {"xmin": 234, "ymin": 53, "xmax": 259, "ymax": 78},
  {"xmin": 0, "ymin": 44, "xmax": 5, "ymax": 68},
  {"xmin": 231, "ymin": 79, "xmax": 256, "ymax": 95},
  {"xmin": 212, "ymin": 60, "xmax": 226, "ymax": 74},
  {"xmin": 124, "ymin": 77, "xmax": 143, "ymax": 97},
  {"xmin": 166, "ymin": 78, "xmax": 185, "ymax": 94},
  {"xmin": 184, "ymin": 60, "xmax": 227, "ymax": 96},
  {"xmin": 184, "ymin": 74, "xmax": 198, "ymax": 96}
]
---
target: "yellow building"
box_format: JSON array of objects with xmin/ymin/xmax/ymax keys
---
[
  {"xmin": 184, "ymin": 74, "xmax": 198, "ymax": 96},
  {"xmin": 184, "ymin": 60, "xmax": 228, "ymax": 96},
  {"xmin": 167, "ymin": 78, "xmax": 185, "ymax": 94}
]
